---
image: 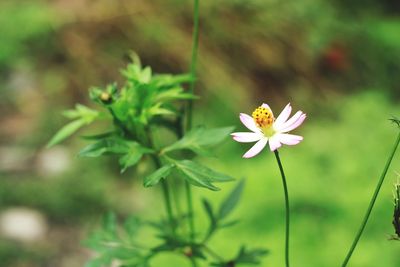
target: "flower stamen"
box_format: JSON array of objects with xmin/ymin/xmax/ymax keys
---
[{"xmin": 252, "ymin": 106, "xmax": 274, "ymax": 128}]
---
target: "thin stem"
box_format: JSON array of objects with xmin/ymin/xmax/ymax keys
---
[
  {"xmin": 186, "ymin": 0, "xmax": 200, "ymax": 130},
  {"xmin": 274, "ymin": 150, "xmax": 290, "ymax": 267},
  {"xmin": 161, "ymin": 179, "xmax": 176, "ymax": 235},
  {"xmin": 172, "ymin": 180, "xmax": 184, "ymax": 226},
  {"xmin": 150, "ymin": 153, "xmax": 176, "ymax": 236},
  {"xmin": 202, "ymin": 245, "xmax": 225, "ymax": 262},
  {"xmin": 185, "ymin": 181, "xmax": 195, "ymax": 241},
  {"xmin": 183, "ymin": 1, "xmax": 200, "ymax": 266},
  {"xmin": 341, "ymin": 131, "xmax": 400, "ymax": 267}
]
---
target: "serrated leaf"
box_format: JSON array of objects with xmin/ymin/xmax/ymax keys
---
[
  {"xmin": 78, "ymin": 137, "xmax": 130, "ymax": 157},
  {"xmin": 143, "ymin": 164, "xmax": 175, "ymax": 187},
  {"xmin": 162, "ymin": 126, "xmax": 234, "ymax": 154},
  {"xmin": 175, "ymin": 160, "xmax": 234, "ymax": 191},
  {"xmin": 47, "ymin": 119, "xmax": 86, "ymax": 148},
  {"xmin": 218, "ymin": 180, "xmax": 245, "ymax": 220}
]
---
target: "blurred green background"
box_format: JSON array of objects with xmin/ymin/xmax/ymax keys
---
[{"xmin": 1, "ymin": 0, "xmax": 400, "ymax": 266}]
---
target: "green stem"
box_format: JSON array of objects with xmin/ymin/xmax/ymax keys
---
[
  {"xmin": 341, "ymin": 131, "xmax": 400, "ymax": 267},
  {"xmin": 172, "ymin": 180, "xmax": 184, "ymax": 225},
  {"xmin": 186, "ymin": 0, "xmax": 200, "ymax": 130},
  {"xmin": 274, "ymin": 150, "xmax": 290, "ymax": 267},
  {"xmin": 161, "ymin": 179, "xmax": 176, "ymax": 235},
  {"xmin": 186, "ymin": 181, "xmax": 195, "ymax": 242},
  {"xmin": 202, "ymin": 245, "xmax": 225, "ymax": 262},
  {"xmin": 150, "ymin": 153, "xmax": 176, "ymax": 236},
  {"xmin": 183, "ymin": 1, "xmax": 200, "ymax": 266}
]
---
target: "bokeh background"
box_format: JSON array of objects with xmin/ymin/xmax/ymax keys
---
[{"xmin": 1, "ymin": 0, "xmax": 400, "ymax": 266}]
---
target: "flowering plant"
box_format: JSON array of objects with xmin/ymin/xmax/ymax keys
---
[
  {"xmin": 48, "ymin": 1, "xmax": 268, "ymax": 266},
  {"xmin": 231, "ymin": 103, "xmax": 306, "ymax": 157}
]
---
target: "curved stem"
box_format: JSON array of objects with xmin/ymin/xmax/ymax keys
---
[
  {"xmin": 274, "ymin": 150, "xmax": 290, "ymax": 267},
  {"xmin": 341, "ymin": 131, "xmax": 400, "ymax": 267}
]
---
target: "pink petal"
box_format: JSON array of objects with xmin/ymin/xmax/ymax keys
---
[
  {"xmin": 231, "ymin": 132, "xmax": 263, "ymax": 143},
  {"xmin": 243, "ymin": 138, "xmax": 268, "ymax": 158},
  {"xmin": 268, "ymin": 136, "xmax": 282, "ymax": 151},
  {"xmin": 277, "ymin": 133, "xmax": 303, "ymax": 145},
  {"xmin": 275, "ymin": 111, "xmax": 305, "ymax": 132},
  {"xmin": 274, "ymin": 103, "xmax": 292, "ymax": 129},
  {"xmin": 239, "ymin": 113, "xmax": 260, "ymax": 133},
  {"xmin": 261, "ymin": 103, "xmax": 274, "ymax": 117},
  {"xmin": 281, "ymin": 114, "xmax": 306, "ymax": 132}
]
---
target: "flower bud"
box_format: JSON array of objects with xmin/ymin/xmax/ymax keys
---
[
  {"xmin": 100, "ymin": 92, "xmax": 112, "ymax": 104},
  {"xmin": 183, "ymin": 246, "xmax": 193, "ymax": 258}
]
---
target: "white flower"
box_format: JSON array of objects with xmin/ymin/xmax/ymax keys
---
[{"xmin": 231, "ymin": 103, "xmax": 306, "ymax": 158}]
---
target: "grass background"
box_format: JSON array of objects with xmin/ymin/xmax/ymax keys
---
[{"xmin": 1, "ymin": 0, "xmax": 400, "ymax": 266}]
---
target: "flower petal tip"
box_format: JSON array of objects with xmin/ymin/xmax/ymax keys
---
[
  {"xmin": 261, "ymin": 103, "xmax": 271, "ymax": 109},
  {"xmin": 242, "ymin": 153, "xmax": 256, "ymax": 159}
]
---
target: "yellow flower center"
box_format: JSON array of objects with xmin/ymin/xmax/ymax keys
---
[{"xmin": 252, "ymin": 106, "xmax": 275, "ymax": 136}]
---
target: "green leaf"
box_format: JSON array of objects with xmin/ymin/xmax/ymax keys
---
[
  {"xmin": 78, "ymin": 137, "xmax": 153, "ymax": 172},
  {"xmin": 202, "ymin": 198, "xmax": 217, "ymax": 239},
  {"xmin": 102, "ymin": 212, "xmax": 117, "ymax": 238},
  {"xmin": 152, "ymin": 73, "xmax": 193, "ymax": 88},
  {"xmin": 175, "ymin": 160, "xmax": 234, "ymax": 191},
  {"xmin": 148, "ymin": 104, "xmax": 176, "ymax": 117},
  {"xmin": 62, "ymin": 104, "xmax": 99, "ymax": 121},
  {"xmin": 202, "ymin": 199, "xmax": 216, "ymax": 226},
  {"xmin": 235, "ymin": 246, "xmax": 269, "ymax": 264},
  {"xmin": 154, "ymin": 87, "xmax": 198, "ymax": 102},
  {"xmin": 140, "ymin": 66, "xmax": 152, "ymax": 84},
  {"xmin": 119, "ymin": 152, "xmax": 143, "ymax": 173},
  {"xmin": 162, "ymin": 126, "xmax": 234, "ymax": 154},
  {"xmin": 143, "ymin": 164, "xmax": 175, "ymax": 187},
  {"xmin": 123, "ymin": 216, "xmax": 141, "ymax": 237},
  {"xmin": 47, "ymin": 119, "xmax": 86, "ymax": 148},
  {"xmin": 210, "ymin": 246, "xmax": 269, "ymax": 267},
  {"xmin": 48, "ymin": 104, "xmax": 99, "ymax": 147},
  {"xmin": 81, "ymin": 131, "xmax": 116, "ymax": 140},
  {"xmin": 78, "ymin": 137, "xmax": 131, "ymax": 157},
  {"xmin": 119, "ymin": 143, "xmax": 153, "ymax": 173},
  {"xmin": 390, "ymin": 116, "xmax": 400, "ymax": 128},
  {"xmin": 121, "ymin": 63, "xmax": 152, "ymax": 84},
  {"xmin": 218, "ymin": 180, "xmax": 245, "ymax": 220}
]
